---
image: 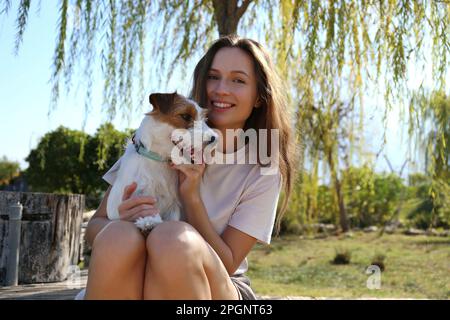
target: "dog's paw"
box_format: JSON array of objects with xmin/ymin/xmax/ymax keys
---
[{"xmin": 135, "ymin": 215, "xmax": 163, "ymax": 235}]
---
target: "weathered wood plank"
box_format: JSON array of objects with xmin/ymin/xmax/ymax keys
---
[
  {"xmin": 0, "ymin": 191, "xmax": 84, "ymax": 285},
  {"xmin": 0, "ymin": 269, "xmax": 88, "ymax": 300}
]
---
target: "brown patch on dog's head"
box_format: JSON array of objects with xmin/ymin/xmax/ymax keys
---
[
  {"xmin": 147, "ymin": 92, "xmax": 207, "ymax": 129},
  {"xmin": 149, "ymin": 92, "xmax": 176, "ymax": 114}
]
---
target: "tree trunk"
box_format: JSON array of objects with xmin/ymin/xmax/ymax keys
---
[
  {"xmin": 0, "ymin": 191, "xmax": 84, "ymax": 285},
  {"xmin": 327, "ymin": 149, "xmax": 349, "ymax": 232},
  {"xmin": 333, "ymin": 175, "xmax": 349, "ymax": 232},
  {"xmin": 212, "ymin": 0, "xmax": 253, "ymax": 36}
]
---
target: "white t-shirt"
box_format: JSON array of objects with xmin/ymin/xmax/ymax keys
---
[{"xmin": 102, "ymin": 143, "xmax": 282, "ymax": 275}]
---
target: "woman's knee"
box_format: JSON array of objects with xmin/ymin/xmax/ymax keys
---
[
  {"xmin": 146, "ymin": 221, "xmax": 205, "ymax": 272},
  {"xmin": 92, "ymin": 220, "xmax": 146, "ymax": 258}
]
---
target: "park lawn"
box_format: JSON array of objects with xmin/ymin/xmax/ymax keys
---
[{"xmin": 247, "ymin": 232, "xmax": 450, "ymax": 299}]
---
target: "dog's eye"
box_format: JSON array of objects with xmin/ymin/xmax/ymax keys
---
[{"xmin": 180, "ymin": 114, "xmax": 193, "ymax": 122}]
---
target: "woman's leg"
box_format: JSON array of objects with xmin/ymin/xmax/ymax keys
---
[
  {"xmin": 143, "ymin": 221, "xmax": 239, "ymax": 300},
  {"xmin": 84, "ymin": 221, "xmax": 147, "ymax": 299}
]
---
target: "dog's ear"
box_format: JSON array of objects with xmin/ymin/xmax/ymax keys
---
[{"xmin": 148, "ymin": 92, "xmax": 178, "ymax": 114}]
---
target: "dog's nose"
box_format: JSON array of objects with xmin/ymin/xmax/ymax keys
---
[{"xmin": 208, "ymin": 135, "xmax": 216, "ymax": 145}]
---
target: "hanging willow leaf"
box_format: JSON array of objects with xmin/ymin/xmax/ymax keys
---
[
  {"xmin": 4, "ymin": 1, "xmax": 447, "ymax": 128},
  {"xmin": 49, "ymin": 0, "xmax": 68, "ymax": 116},
  {"xmin": 13, "ymin": 0, "xmax": 30, "ymax": 54}
]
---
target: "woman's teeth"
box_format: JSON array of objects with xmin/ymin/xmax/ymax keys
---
[{"xmin": 212, "ymin": 102, "xmax": 234, "ymax": 109}]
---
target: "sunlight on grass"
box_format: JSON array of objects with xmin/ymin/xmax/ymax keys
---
[{"xmin": 247, "ymin": 233, "xmax": 450, "ymax": 299}]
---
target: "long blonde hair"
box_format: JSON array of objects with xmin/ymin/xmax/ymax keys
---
[{"xmin": 190, "ymin": 35, "xmax": 298, "ymax": 234}]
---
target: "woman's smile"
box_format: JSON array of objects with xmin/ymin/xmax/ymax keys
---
[{"xmin": 211, "ymin": 100, "xmax": 236, "ymax": 112}]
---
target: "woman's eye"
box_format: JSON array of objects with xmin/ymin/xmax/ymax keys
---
[
  {"xmin": 180, "ymin": 114, "xmax": 193, "ymax": 121},
  {"xmin": 207, "ymin": 75, "xmax": 219, "ymax": 80},
  {"xmin": 234, "ymin": 79, "xmax": 245, "ymax": 84}
]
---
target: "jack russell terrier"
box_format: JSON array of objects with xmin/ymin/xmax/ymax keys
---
[{"xmin": 106, "ymin": 92, "xmax": 218, "ymax": 235}]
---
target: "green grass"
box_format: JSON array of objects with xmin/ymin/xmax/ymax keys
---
[{"xmin": 247, "ymin": 232, "xmax": 450, "ymax": 299}]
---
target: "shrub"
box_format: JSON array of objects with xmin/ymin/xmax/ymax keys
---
[
  {"xmin": 370, "ymin": 254, "xmax": 386, "ymax": 272},
  {"xmin": 24, "ymin": 124, "xmax": 133, "ymax": 209},
  {"xmin": 331, "ymin": 248, "xmax": 351, "ymax": 265}
]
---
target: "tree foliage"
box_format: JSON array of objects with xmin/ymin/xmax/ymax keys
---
[
  {"xmin": 3, "ymin": 0, "xmax": 448, "ymax": 123},
  {"xmin": 407, "ymin": 173, "xmax": 450, "ymax": 229},
  {"xmin": 343, "ymin": 166, "xmax": 405, "ymax": 227},
  {"xmin": 25, "ymin": 126, "xmax": 90, "ymax": 194},
  {"xmin": 0, "ymin": 156, "xmax": 20, "ymax": 186},
  {"xmin": 406, "ymin": 92, "xmax": 450, "ymax": 228},
  {"xmin": 24, "ymin": 124, "xmax": 132, "ymax": 208}
]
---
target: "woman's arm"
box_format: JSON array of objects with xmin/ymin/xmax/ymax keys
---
[
  {"xmin": 170, "ymin": 162, "xmax": 258, "ymax": 275},
  {"xmin": 183, "ymin": 195, "xmax": 258, "ymax": 275},
  {"xmin": 86, "ymin": 183, "xmax": 159, "ymax": 247}
]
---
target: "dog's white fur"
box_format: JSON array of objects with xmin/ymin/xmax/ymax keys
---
[{"xmin": 106, "ymin": 93, "xmax": 217, "ymax": 233}]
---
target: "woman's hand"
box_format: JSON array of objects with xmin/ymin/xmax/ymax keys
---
[
  {"xmin": 170, "ymin": 162, "xmax": 205, "ymax": 203},
  {"xmin": 118, "ymin": 182, "xmax": 159, "ymax": 221}
]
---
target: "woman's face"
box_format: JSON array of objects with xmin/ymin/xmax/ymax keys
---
[{"xmin": 206, "ymin": 47, "xmax": 259, "ymax": 132}]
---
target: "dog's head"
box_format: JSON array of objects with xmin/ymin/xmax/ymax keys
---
[{"xmin": 136, "ymin": 92, "xmax": 218, "ymax": 163}]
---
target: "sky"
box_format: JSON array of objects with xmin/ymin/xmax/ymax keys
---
[
  {"xmin": 0, "ymin": 1, "xmax": 171, "ymax": 170},
  {"xmin": 0, "ymin": 2, "xmax": 110, "ymax": 169},
  {"xmin": 0, "ymin": 2, "xmax": 441, "ymax": 178}
]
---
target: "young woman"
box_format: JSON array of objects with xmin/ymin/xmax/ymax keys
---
[{"xmin": 83, "ymin": 35, "xmax": 297, "ymax": 300}]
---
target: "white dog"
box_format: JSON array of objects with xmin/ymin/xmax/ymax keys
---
[{"xmin": 106, "ymin": 92, "xmax": 218, "ymax": 234}]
